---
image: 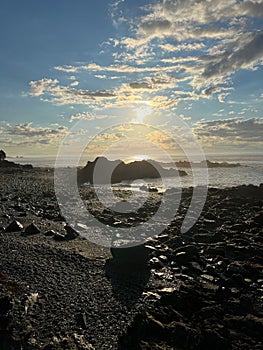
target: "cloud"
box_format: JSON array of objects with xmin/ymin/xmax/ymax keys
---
[
  {"xmin": 5, "ymin": 122, "xmax": 69, "ymax": 139},
  {"xmin": 69, "ymin": 112, "xmax": 108, "ymax": 122},
  {"xmin": 54, "ymin": 65, "xmax": 78, "ymax": 73},
  {"xmin": 70, "ymin": 81, "xmax": 79, "ymax": 87},
  {"xmin": 193, "ymin": 117, "xmax": 263, "ymax": 145},
  {"xmin": 0, "ymin": 122, "xmax": 71, "ymax": 148},
  {"xmin": 202, "ymin": 31, "xmax": 263, "ymax": 80},
  {"xmin": 159, "ymin": 42, "xmax": 205, "ymax": 52},
  {"xmin": 29, "ymin": 78, "xmax": 117, "ymax": 106},
  {"xmin": 29, "ymin": 78, "xmax": 59, "ymax": 96},
  {"xmin": 239, "ymin": 0, "xmax": 263, "ymax": 18},
  {"xmin": 30, "ymin": 1, "xmax": 263, "ymax": 112}
]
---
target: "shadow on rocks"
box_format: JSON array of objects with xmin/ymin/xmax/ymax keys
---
[{"xmin": 105, "ymin": 243, "xmax": 151, "ymax": 308}]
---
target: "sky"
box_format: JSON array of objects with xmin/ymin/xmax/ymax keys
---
[{"xmin": 0, "ymin": 0, "xmax": 263, "ymax": 159}]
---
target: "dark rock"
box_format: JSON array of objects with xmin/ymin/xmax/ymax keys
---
[
  {"xmin": 224, "ymin": 314, "xmax": 263, "ymax": 335},
  {"xmin": 5, "ymin": 220, "xmax": 23, "ymax": 232},
  {"xmin": 174, "ymin": 248, "xmax": 200, "ymax": 265},
  {"xmin": 44, "ymin": 230, "xmax": 56, "ymax": 237},
  {"xmin": 167, "ymin": 321, "xmax": 196, "ymax": 347},
  {"xmin": 149, "ymin": 257, "xmax": 165, "ymax": 269},
  {"xmin": 24, "ymin": 223, "xmax": 41, "ymax": 235},
  {"xmin": 194, "ymin": 233, "xmax": 215, "ymax": 243},
  {"xmin": 78, "ymin": 156, "xmax": 187, "ymax": 184},
  {"xmin": 64, "ymin": 224, "xmax": 79, "ymax": 240},
  {"xmin": 110, "ymin": 241, "xmax": 149, "ymax": 265},
  {"xmin": 198, "ymin": 329, "xmax": 230, "ymax": 350},
  {"xmin": 53, "ymin": 232, "xmax": 66, "ymax": 241},
  {"xmin": 0, "ymin": 295, "xmax": 13, "ymax": 315},
  {"xmin": 204, "ymin": 212, "xmax": 217, "ymax": 221},
  {"xmin": 253, "ymin": 211, "xmax": 263, "ymax": 225}
]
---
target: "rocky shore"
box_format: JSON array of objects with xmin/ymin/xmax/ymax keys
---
[{"xmin": 0, "ymin": 167, "xmax": 262, "ymax": 349}]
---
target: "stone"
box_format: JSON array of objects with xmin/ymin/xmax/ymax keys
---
[
  {"xmin": 198, "ymin": 329, "xmax": 230, "ymax": 350},
  {"xmin": 174, "ymin": 249, "xmax": 200, "ymax": 265},
  {"xmin": 53, "ymin": 232, "xmax": 66, "ymax": 241},
  {"xmin": 194, "ymin": 233, "xmax": 214, "ymax": 243},
  {"xmin": 149, "ymin": 257, "xmax": 165, "ymax": 269},
  {"xmin": 44, "ymin": 230, "xmax": 56, "ymax": 237},
  {"xmin": 110, "ymin": 241, "xmax": 149, "ymax": 265},
  {"xmin": 253, "ymin": 211, "xmax": 263, "ymax": 225},
  {"xmin": 64, "ymin": 224, "xmax": 79, "ymax": 240},
  {"xmin": 24, "ymin": 223, "xmax": 41, "ymax": 235},
  {"xmin": 5, "ymin": 220, "xmax": 23, "ymax": 232}
]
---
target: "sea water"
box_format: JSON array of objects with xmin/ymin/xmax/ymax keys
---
[{"xmin": 8, "ymin": 154, "xmax": 263, "ymax": 189}]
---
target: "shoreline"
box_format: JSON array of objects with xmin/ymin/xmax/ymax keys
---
[{"xmin": 0, "ymin": 168, "xmax": 262, "ymax": 349}]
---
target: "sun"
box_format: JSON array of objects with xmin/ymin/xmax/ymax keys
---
[{"xmin": 132, "ymin": 105, "xmax": 152, "ymax": 123}]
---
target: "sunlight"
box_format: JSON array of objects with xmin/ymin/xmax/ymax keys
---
[
  {"xmin": 132, "ymin": 105, "xmax": 152, "ymax": 123},
  {"xmin": 132, "ymin": 154, "xmax": 149, "ymax": 161}
]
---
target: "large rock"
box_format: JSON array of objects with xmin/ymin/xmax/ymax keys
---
[
  {"xmin": 5, "ymin": 220, "xmax": 23, "ymax": 232},
  {"xmin": 110, "ymin": 240, "xmax": 149, "ymax": 265},
  {"xmin": 78, "ymin": 156, "xmax": 187, "ymax": 184}
]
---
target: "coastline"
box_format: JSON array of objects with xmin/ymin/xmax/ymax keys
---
[{"xmin": 0, "ymin": 167, "xmax": 262, "ymax": 349}]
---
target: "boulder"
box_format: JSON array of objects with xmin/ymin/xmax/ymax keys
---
[
  {"xmin": 5, "ymin": 220, "xmax": 23, "ymax": 232},
  {"xmin": 110, "ymin": 240, "xmax": 149, "ymax": 265}
]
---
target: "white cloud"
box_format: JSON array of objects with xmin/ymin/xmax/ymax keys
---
[{"xmin": 70, "ymin": 81, "xmax": 79, "ymax": 87}]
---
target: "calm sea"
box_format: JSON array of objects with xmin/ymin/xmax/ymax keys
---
[{"xmin": 8, "ymin": 154, "xmax": 263, "ymax": 189}]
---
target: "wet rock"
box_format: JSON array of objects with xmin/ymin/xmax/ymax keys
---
[
  {"xmin": 24, "ymin": 223, "xmax": 41, "ymax": 235},
  {"xmin": 149, "ymin": 257, "xmax": 166, "ymax": 269},
  {"xmin": 174, "ymin": 250, "xmax": 200, "ymax": 265},
  {"xmin": 5, "ymin": 220, "xmax": 23, "ymax": 232}
]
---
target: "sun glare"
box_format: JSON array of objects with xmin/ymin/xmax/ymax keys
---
[
  {"xmin": 132, "ymin": 105, "xmax": 152, "ymax": 123},
  {"xmin": 133, "ymin": 154, "xmax": 149, "ymax": 161}
]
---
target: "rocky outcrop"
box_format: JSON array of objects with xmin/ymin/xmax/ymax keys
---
[
  {"xmin": 0, "ymin": 160, "xmax": 33, "ymax": 169},
  {"xmin": 78, "ymin": 157, "xmax": 187, "ymax": 184}
]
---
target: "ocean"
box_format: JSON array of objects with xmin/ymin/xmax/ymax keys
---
[{"xmin": 8, "ymin": 154, "xmax": 263, "ymax": 189}]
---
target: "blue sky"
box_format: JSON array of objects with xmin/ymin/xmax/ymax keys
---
[{"xmin": 0, "ymin": 0, "xmax": 263, "ymax": 158}]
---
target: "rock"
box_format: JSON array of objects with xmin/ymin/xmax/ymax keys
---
[
  {"xmin": 194, "ymin": 233, "xmax": 215, "ymax": 243},
  {"xmin": 110, "ymin": 241, "xmax": 149, "ymax": 265},
  {"xmin": 174, "ymin": 251, "xmax": 199, "ymax": 265},
  {"xmin": 224, "ymin": 314, "xmax": 263, "ymax": 335},
  {"xmin": 5, "ymin": 220, "xmax": 23, "ymax": 232},
  {"xmin": 64, "ymin": 224, "xmax": 79, "ymax": 240},
  {"xmin": 44, "ymin": 230, "xmax": 56, "ymax": 237},
  {"xmin": 167, "ymin": 321, "xmax": 196, "ymax": 347},
  {"xmin": 0, "ymin": 295, "xmax": 13, "ymax": 315},
  {"xmin": 149, "ymin": 257, "xmax": 165, "ymax": 269},
  {"xmin": 204, "ymin": 212, "xmax": 217, "ymax": 221},
  {"xmin": 53, "ymin": 232, "xmax": 66, "ymax": 241},
  {"xmin": 198, "ymin": 329, "xmax": 230, "ymax": 350},
  {"xmin": 253, "ymin": 211, "xmax": 263, "ymax": 225},
  {"xmin": 24, "ymin": 223, "xmax": 41, "ymax": 235}
]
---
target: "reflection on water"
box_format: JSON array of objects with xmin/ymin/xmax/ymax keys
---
[{"xmin": 8, "ymin": 155, "xmax": 263, "ymax": 189}]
